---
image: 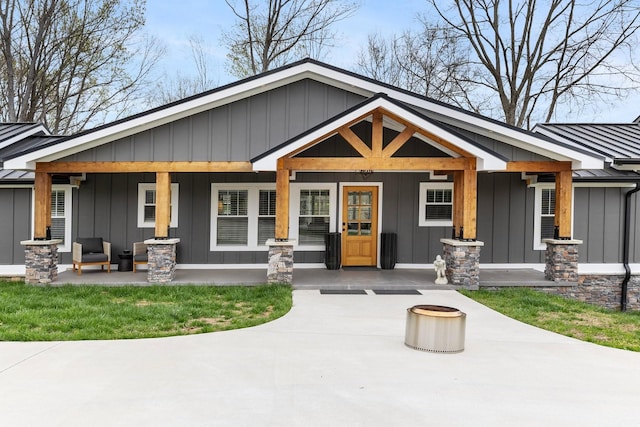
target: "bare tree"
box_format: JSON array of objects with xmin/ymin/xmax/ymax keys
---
[
  {"xmin": 427, "ymin": 0, "xmax": 640, "ymax": 128},
  {"xmin": 357, "ymin": 27, "xmax": 486, "ymax": 111},
  {"xmin": 147, "ymin": 35, "xmax": 220, "ymax": 105},
  {"xmin": 223, "ymin": 0, "xmax": 359, "ymax": 78},
  {"xmin": 0, "ymin": 0, "xmax": 162, "ymax": 134}
]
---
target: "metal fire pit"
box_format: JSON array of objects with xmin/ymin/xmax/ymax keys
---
[{"xmin": 404, "ymin": 305, "xmax": 466, "ymax": 353}]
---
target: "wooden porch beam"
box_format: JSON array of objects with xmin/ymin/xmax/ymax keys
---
[
  {"xmin": 382, "ymin": 126, "xmax": 415, "ymax": 158},
  {"xmin": 453, "ymin": 170, "xmax": 464, "ymax": 237},
  {"xmin": 275, "ymin": 160, "xmax": 290, "ymax": 240},
  {"xmin": 154, "ymin": 172, "xmax": 171, "ymax": 238},
  {"xmin": 338, "ymin": 126, "xmax": 372, "ymax": 158},
  {"xmin": 555, "ymin": 169, "xmax": 573, "ymax": 239},
  {"xmin": 505, "ymin": 161, "xmax": 572, "ymax": 173},
  {"xmin": 372, "ymin": 111, "xmax": 383, "ymax": 158},
  {"xmin": 36, "ymin": 161, "xmax": 253, "ymax": 174},
  {"xmin": 34, "ymin": 171, "xmax": 52, "ymax": 239},
  {"xmin": 283, "ymin": 157, "xmax": 470, "ymax": 171}
]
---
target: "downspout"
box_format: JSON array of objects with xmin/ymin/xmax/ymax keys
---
[{"xmin": 621, "ymin": 182, "xmax": 640, "ymax": 311}]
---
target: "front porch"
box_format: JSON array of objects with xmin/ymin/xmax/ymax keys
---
[{"xmin": 49, "ymin": 266, "xmax": 548, "ymax": 290}]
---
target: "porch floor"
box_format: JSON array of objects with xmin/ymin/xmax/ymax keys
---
[{"xmin": 54, "ymin": 266, "xmax": 549, "ymax": 289}]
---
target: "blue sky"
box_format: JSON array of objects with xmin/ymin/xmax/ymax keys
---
[{"xmin": 144, "ymin": 0, "xmax": 637, "ymax": 123}]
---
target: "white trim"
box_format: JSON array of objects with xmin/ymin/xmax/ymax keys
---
[
  {"xmin": 418, "ymin": 182, "xmax": 453, "ymax": 227},
  {"xmin": 532, "ymin": 184, "xmax": 575, "ymax": 250},
  {"xmin": 338, "ymin": 182, "xmax": 383, "ymax": 268},
  {"xmin": 578, "ymin": 263, "xmax": 640, "ymax": 275},
  {"xmin": 530, "ymin": 182, "xmax": 636, "ymax": 188},
  {"xmin": 174, "ymin": 263, "xmax": 327, "ymax": 269},
  {"xmin": 137, "ymin": 183, "xmax": 179, "ymax": 228},
  {"xmin": 210, "ymin": 183, "xmax": 277, "ymax": 251},
  {"xmin": 290, "ymin": 182, "xmax": 338, "ymax": 251},
  {"xmin": 0, "ymin": 184, "xmax": 34, "ymax": 189},
  {"xmin": 0, "ymin": 265, "xmax": 26, "ymax": 275}
]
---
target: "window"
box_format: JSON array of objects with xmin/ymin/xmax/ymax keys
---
[
  {"xmin": 50, "ymin": 186, "xmax": 72, "ymax": 252},
  {"xmin": 533, "ymin": 184, "xmax": 574, "ymax": 250},
  {"xmin": 298, "ymin": 189, "xmax": 330, "ymax": 245},
  {"xmin": 137, "ymin": 183, "xmax": 179, "ymax": 228},
  {"xmin": 419, "ymin": 182, "xmax": 453, "ymax": 227},
  {"xmin": 210, "ymin": 184, "xmax": 276, "ymax": 250},
  {"xmin": 289, "ymin": 183, "xmax": 337, "ymax": 249}
]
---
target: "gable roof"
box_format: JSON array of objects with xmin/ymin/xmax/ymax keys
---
[
  {"xmin": 252, "ymin": 93, "xmax": 509, "ymax": 171},
  {"xmin": 3, "ymin": 59, "xmax": 603, "ymax": 171},
  {"xmin": 534, "ymin": 122, "xmax": 640, "ymax": 168}
]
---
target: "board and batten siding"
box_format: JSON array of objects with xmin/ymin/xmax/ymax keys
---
[
  {"xmin": 0, "ymin": 188, "xmax": 32, "ymax": 265},
  {"xmin": 58, "ymin": 79, "xmax": 367, "ymax": 163}
]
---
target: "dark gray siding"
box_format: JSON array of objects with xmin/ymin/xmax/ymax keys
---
[
  {"xmin": 58, "ymin": 80, "xmax": 367, "ymax": 163},
  {"xmin": 0, "ymin": 188, "xmax": 32, "ymax": 264},
  {"xmin": 57, "ymin": 171, "xmax": 640, "ymax": 266}
]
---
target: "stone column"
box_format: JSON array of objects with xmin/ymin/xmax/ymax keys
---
[
  {"xmin": 440, "ymin": 238, "xmax": 484, "ymax": 290},
  {"xmin": 266, "ymin": 239, "xmax": 294, "ymax": 285},
  {"xmin": 21, "ymin": 239, "xmax": 62, "ymax": 285},
  {"xmin": 544, "ymin": 239, "xmax": 582, "ymax": 282},
  {"xmin": 145, "ymin": 238, "xmax": 180, "ymax": 284}
]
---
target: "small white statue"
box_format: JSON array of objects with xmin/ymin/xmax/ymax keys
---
[{"xmin": 434, "ymin": 255, "xmax": 448, "ymax": 285}]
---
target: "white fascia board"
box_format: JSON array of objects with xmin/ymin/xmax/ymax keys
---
[
  {"xmin": 254, "ymin": 97, "xmax": 507, "ymax": 171},
  {"xmin": 0, "ymin": 124, "xmax": 50, "ymax": 151},
  {"xmin": 5, "ymin": 65, "xmax": 322, "ymax": 170}
]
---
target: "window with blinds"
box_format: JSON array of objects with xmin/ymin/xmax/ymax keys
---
[
  {"xmin": 540, "ymin": 188, "xmax": 556, "ymax": 239},
  {"xmin": 298, "ymin": 189, "xmax": 330, "ymax": 245},
  {"xmin": 258, "ymin": 189, "xmax": 276, "ymax": 245},
  {"xmin": 50, "ymin": 190, "xmax": 66, "ymax": 243},
  {"xmin": 217, "ymin": 190, "xmax": 249, "ymax": 245},
  {"xmin": 210, "ymin": 184, "xmax": 276, "ymax": 250},
  {"xmin": 419, "ymin": 182, "xmax": 453, "ymax": 226}
]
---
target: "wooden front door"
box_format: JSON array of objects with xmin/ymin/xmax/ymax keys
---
[{"xmin": 342, "ymin": 186, "xmax": 378, "ymax": 266}]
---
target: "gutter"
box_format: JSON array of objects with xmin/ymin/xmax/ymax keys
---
[{"xmin": 622, "ymin": 182, "xmax": 640, "ymax": 311}]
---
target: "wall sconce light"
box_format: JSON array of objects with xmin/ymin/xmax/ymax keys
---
[{"xmin": 359, "ymin": 169, "xmax": 373, "ymax": 180}]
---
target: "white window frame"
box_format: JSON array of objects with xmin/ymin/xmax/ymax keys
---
[
  {"xmin": 49, "ymin": 185, "xmax": 72, "ymax": 252},
  {"xmin": 210, "ymin": 183, "xmax": 276, "ymax": 251},
  {"xmin": 532, "ymin": 183, "xmax": 574, "ymax": 250},
  {"xmin": 137, "ymin": 183, "xmax": 179, "ymax": 228},
  {"xmin": 419, "ymin": 182, "xmax": 454, "ymax": 227},
  {"xmin": 290, "ymin": 183, "xmax": 337, "ymax": 251}
]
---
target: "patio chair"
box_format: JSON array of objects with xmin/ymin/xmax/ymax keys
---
[
  {"xmin": 133, "ymin": 241, "xmax": 148, "ymax": 272},
  {"xmin": 72, "ymin": 237, "xmax": 111, "ymax": 275}
]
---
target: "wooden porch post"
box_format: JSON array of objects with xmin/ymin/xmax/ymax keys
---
[
  {"xmin": 461, "ymin": 163, "xmax": 477, "ymax": 240},
  {"xmin": 155, "ymin": 172, "xmax": 171, "ymax": 238},
  {"xmin": 452, "ymin": 160, "xmax": 477, "ymax": 240},
  {"xmin": 555, "ymin": 169, "xmax": 572, "ymax": 239},
  {"xmin": 275, "ymin": 159, "xmax": 290, "ymax": 240},
  {"xmin": 34, "ymin": 171, "xmax": 52, "ymax": 239},
  {"xmin": 453, "ymin": 170, "xmax": 464, "ymax": 238}
]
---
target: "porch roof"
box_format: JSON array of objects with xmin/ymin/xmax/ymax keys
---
[{"xmin": 251, "ymin": 93, "xmax": 509, "ymax": 171}]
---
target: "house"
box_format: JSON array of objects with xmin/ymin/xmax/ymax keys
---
[{"xmin": 1, "ymin": 59, "xmax": 639, "ymax": 309}]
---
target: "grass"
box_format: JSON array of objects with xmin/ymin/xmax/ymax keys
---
[
  {"xmin": 460, "ymin": 288, "xmax": 640, "ymax": 352},
  {"xmin": 0, "ymin": 281, "xmax": 292, "ymax": 341}
]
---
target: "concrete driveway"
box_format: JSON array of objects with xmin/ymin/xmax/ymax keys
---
[{"xmin": 0, "ymin": 290, "xmax": 638, "ymax": 426}]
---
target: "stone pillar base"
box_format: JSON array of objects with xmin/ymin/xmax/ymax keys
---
[
  {"xmin": 544, "ymin": 239, "xmax": 582, "ymax": 282},
  {"xmin": 440, "ymin": 239, "xmax": 484, "ymax": 290},
  {"xmin": 266, "ymin": 239, "xmax": 294, "ymax": 285},
  {"xmin": 145, "ymin": 238, "xmax": 180, "ymax": 283},
  {"xmin": 21, "ymin": 239, "xmax": 62, "ymax": 284}
]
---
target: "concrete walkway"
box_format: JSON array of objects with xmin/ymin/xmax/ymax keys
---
[{"xmin": 1, "ymin": 290, "xmax": 638, "ymax": 426}]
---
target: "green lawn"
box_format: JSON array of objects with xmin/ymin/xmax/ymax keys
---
[
  {"xmin": 0, "ymin": 281, "xmax": 292, "ymax": 341},
  {"xmin": 461, "ymin": 288, "xmax": 640, "ymax": 352}
]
